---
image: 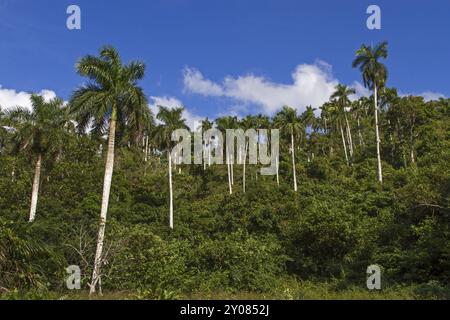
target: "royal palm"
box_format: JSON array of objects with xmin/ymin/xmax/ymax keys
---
[
  {"xmin": 352, "ymin": 41, "xmax": 388, "ymax": 183},
  {"xmin": 69, "ymin": 46, "xmax": 151, "ymax": 294}
]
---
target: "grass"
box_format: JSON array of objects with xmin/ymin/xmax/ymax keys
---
[{"xmin": 2, "ymin": 279, "xmax": 448, "ymax": 300}]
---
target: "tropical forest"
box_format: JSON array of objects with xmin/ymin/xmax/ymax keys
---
[{"xmin": 0, "ymin": 42, "xmax": 449, "ymax": 300}]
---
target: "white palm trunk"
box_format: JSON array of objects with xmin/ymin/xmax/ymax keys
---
[
  {"xmin": 276, "ymin": 155, "xmax": 280, "ymax": 186},
  {"xmin": 357, "ymin": 116, "xmax": 364, "ymax": 146},
  {"xmin": 291, "ymin": 132, "xmax": 298, "ymax": 192},
  {"xmin": 203, "ymin": 142, "xmax": 207, "ymax": 170},
  {"xmin": 243, "ymin": 142, "xmax": 247, "ymax": 193},
  {"xmin": 374, "ymin": 85, "xmax": 383, "ymax": 183},
  {"xmin": 169, "ymin": 150, "xmax": 174, "ymax": 229},
  {"xmin": 344, "ymin": 112, "xmax": 354, "ymax": 157},
  {"xmin": 144, "ymin": 135, "xmax": 149, "ymax": 162},
  {"xmin": 29, "ymin": 153, "xmax": 42, "ymax": 223},
  {"xmin": 227, "ymin": 147, "xmax": 232, "ymax": 195},
  {"xmin": 410, "ymin": 125, "xmax": 415, "ymax": 164},
  {"xmin": 340, "ymin": 123, "xmax": 349, "ymax": 166},
  {"xmin": 230, "ymin": 153, "xmax": 234, "ymax": 185},
  {"xmin": 90, "ymin": 115, "xmax": 116, "ymax": 295}
]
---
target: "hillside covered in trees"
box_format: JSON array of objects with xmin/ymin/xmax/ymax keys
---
[{"xmin": 0, "ymin": 44, "xmax": 449, "ymax": 300}]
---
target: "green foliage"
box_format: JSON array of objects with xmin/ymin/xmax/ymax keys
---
[{"xmin": 1, "ymin": 45, "xmax": 449, "ymax": 299}]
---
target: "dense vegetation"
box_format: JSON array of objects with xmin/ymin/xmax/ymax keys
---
[{"xmin": 0, "ymin": 44, "xmax": 449, "ymax": 300}]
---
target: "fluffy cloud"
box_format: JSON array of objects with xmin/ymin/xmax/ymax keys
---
[
  {"xmin": 183, "ymin": 61, "xmax": 339, "ymax": 114},
  {"xmin": 0, "ymin": 85, "xmax": 57, "ymax": 110},
  {"xmin": 417, "ymin": 91, "xmax": 446, "ymax": 102},
  {"xmin": 398, "ymin": 90, "xmax": 446, "ymax": 102},
  {"xmin": 149, "ymin": 96, "xmax": 203, "ymax": 131},
  {"xmin": 349, "ymin": 81, "xmax": 371, "ymax": 100}
]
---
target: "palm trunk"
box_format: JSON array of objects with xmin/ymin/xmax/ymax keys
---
[
  {"xmin": 231, "ymin": 154, "xmax": 234, "ymax": 185},
  {"xmin": 169, "ymin": 150, "xmax": 174, "ymax": 229},
  {"xmin": 243, "ymin": 142, "xmax": 247, "ymax": 193},
  {"xmin": 291, "ymin": 131, "xmax": 298, "ymax": 192},
  {"xmin": 344, "ymin": 112, "xmax": 354, "ymax": 157},
  {"xmin": 227, "ymin": 147, "xmax": 232, "ymax": 195},
  {"xmin": 203, "ymin": 143, "xmax": 207, "ymax": 170},
  {"xmin": 144, "ymin": 135, "xmax": 149, "ymax": 162},
  {"xmin": 357, "ymin": 116, "xmax": 364, "ymax": 146},
  {"xmin": 410, "ymin": 124, "xmax": 415, "ymax": 164},
  {"xmin": 374, "ymin": 85, "xmax": 383, "ymax": 183},
  {"xmin": 29, "ymin": 153, "xmax": 42, "ymax": 223},
  {"xmin": 340, "ymin": 123, "xmax": 349, "ymax": 166},
  {"xmin": 90, "ymin": 112, "xmax": 117, "ymax": 295},
  {"xmin": 276, "ymin": 156, "xmax": 280, "ymax": 186}
]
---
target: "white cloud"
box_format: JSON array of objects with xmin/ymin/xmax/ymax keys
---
[
  {"xmin": 399, "ymin": 91, "xmax": 446, "ymax": 102},
  {"xmin": 349, "ymin": 81, "xmax": 371, "ymax": 100},
  {"xmin": 183, "ymin": 61, "xmax": 339, "ymax": 114},
  {"xmin": 0, "ymin": 85, "xmax": 57, "ymax": 110},
  {"xmin": 417, "ymin": 91, "xmax": 445, "ymax": 102},
  {"xmin": 183, "ymin": 68, "xmax": 224, "ymax": 96},
  {"xmin": 149, "ymin": 96, "xmax": 204, "ymax": 131}
]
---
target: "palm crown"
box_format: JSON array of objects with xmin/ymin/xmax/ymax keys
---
[
  {"xmin": 70, "ymin": 45, "xmax": 151, "ymax": 138},
  {"xmin": 352, "ymin": 41, "xmax": 388, "ymax": 90}
]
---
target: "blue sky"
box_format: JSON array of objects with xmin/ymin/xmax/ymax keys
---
[{"xmin": 1, "ymin": 0, "xmax": 449, "ymax": 126}]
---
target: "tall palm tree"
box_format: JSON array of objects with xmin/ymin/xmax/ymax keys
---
[
  {"xmin": 352, "ymin": 100, "xmax": 365, "ymax": 147},
  {"xmin": 331, "ymin": 84, "xmax": 356, "ymax": 159},
  {"xmin": 301, "ymin": 106, "xmax": 317, "ymax": 162},
  {"xmin": 216, "ymin": 116, "xmax": 238, "ymax": 194},
  {"xmin": 4, "ymin": 95, "xmax": 68, "ymax": 222},
  {"xmin": 155, "ymin": 106, "xmax": 187, "ymax": 230},
  {"xmin": 200, "ymin": 117, "xmax": 213, "ymax": 169},
  {"xmin": 274, "ymin": 106, "xmax": 302, "ymax": 192},
  {"xmin": 323, "ymin": 101, "xmax": 349, "ymax": 165},
  {"xmin": 352, "ymin": 41, "xmax": 388, "ymax": 183},
  {"xmin": 239, "ymin": 116, "xmax": 255, "ymax": 192},
  {"xmin": 69, "ymin": 46, "xmax": 150, "ymax": 294}
]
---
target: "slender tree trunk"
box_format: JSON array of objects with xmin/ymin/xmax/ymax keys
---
[
  {"xmin": 344, "ymin": 112, "xmax": 354, "ymax": 158},
  {"xmin": 90, "ymin": 112, "xmax": 117, "ymax": 295},
  {"xmin": 340, "ymin": 123, "xmax": 349, "ymax": 166},
  {"xmin": 357, "ymin": 116, "xmax": 364, "ymax": 147},
  {"xmin": 227, "ymin": 146, "xmax": 232, "ymax": 195},
  {"xmin": 203, "ymin": 142, "xmax": 207, "ymax": 170},
  {"xmin": 169, "ymin": 150, "xmax": 174, "ymax": 229},
  {"xmin": 410, "ymin": 124, "xmax": 415, "ymax": 164},
  {"xmin": 231, "ymin": 153, "xmax": 234, "ymax": 185},
  {"xmin": 276, "ymin": 155, "xmax": 280, "ymax": 186},
  {"xmin": 144, "ymin": 135, "xmax": 149, "ymax": 162},
  {"xmin": 208, "ymin": 143, "xmax": 211, "ymax": 167},
  {"xmin": 374, "ymin": 85, "xmax": 383, "ymax": 183},
  {"xmin": 291, "ymin": 131, "xmax": 298, "ymax": 192},
  {"xmin": 243, "ymin": 142, "xmax": 247, "ymax": 193},
  {"xmin": 29, "ymin": 153, "xmax": 42, "ymax": 223}
]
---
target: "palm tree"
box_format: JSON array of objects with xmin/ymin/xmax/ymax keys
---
[
  {"xmin": 324, "ymin": 101, "xmax": 349, "ymax": 165},
  {"xmin": 331, "ymin": 84, "xmax": 356, "ymax": 159},
  {"xmin": 352, "ymin": 100, "xmax": 366, "ymax": 147},
  {"xmin": 200, "ymin": 117, "xmax": 213, "ymax": 169},
  {"xmin": 154, "ymin": 106, "xmax": 187, "ymax": 230},
  {"xmin": 216, "ymin": 116, "xmax": 238, "ymax": 194},
  {"xmin": 4, "ymin": 95, "xmax": 68, "ymax": 222},
  {"xmin": 301, "ymin": 106, "xmax": 317, "ymax": 162},
  {"xmin": 352, "ymin": 41, "xmax": 388, "ymax": 183},
  {"xmin": 69, "ymin": 46, "xmax": 150, "ymax": 294},
  {"xmin": 274, "ymin": 106, "xmax": 302, "ymax": 192}
]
